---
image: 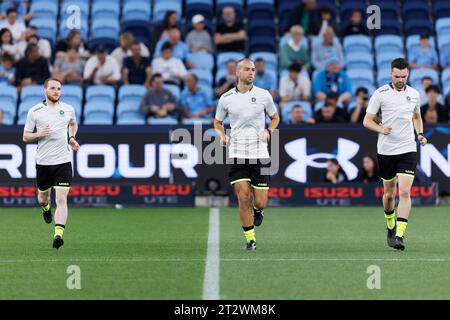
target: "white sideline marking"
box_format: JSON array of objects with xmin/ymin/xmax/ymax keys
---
[{"xmin": 202, "ymin": 207, "xmax": 220, "ymax": 300}]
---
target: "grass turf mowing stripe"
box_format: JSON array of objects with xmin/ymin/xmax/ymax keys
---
[{"xmin": 202, "ymin": 207, "xmax": 220, "ymax": 300}]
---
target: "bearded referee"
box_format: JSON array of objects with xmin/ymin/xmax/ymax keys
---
[
  {"xmin": 214, "ymin": 58, "xmax": 280, "ymax": 250},
  {"xmin": 23, "ymin": 78, "xmax": 80, "ymax": 249},
  {"xmin": 363, "ymin": 58, "xmax": 427, "ymax": 251}
]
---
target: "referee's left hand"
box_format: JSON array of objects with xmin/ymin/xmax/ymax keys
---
[
  {"xmin": 70, "ymin": 139, "xmax": 80, "ymax": 151},
  {"xmin": 260, "ymin": 130, "xmax": 270, "ymax": 142},
  {"xmin": 418, "ymin": 135, "xmax": 427, "ymax": 146}
]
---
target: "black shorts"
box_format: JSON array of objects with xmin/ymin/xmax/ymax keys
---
[
  {"xmin": 229, "ymin": 159, "xmax": 270, "ymax": 190},
  {"xmin": 36, "ymin": 162, "xmax": 73, "ymax": 192},
  {"xmin": 377, "ymin": 152, "xmax": 417, "ymax": 181}
]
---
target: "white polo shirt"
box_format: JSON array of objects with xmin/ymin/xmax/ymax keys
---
[
  {"xmin": 215, "ymin": 86, "xmax": 277, "ymax": 159},
  {"xmin": 366, "ymin": 83, "xmax": 421, "ymax": 155},
  {"xmin": 83, "ymin": 55, "xmax": 121, "ymax": 84}
]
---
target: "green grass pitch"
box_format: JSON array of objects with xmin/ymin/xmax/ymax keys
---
[{"xmin": 1, "ymin": 206, "xmax": 450, "ymax": 299}]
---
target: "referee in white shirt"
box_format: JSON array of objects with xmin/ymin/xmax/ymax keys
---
[
  {"xmin": 214, "ymin": 58, "xmax": 280, "ymax": 251},
  {"xmin": 23, "ymin": 78, "xmax": 80, "ymax": 249},
  {"xmin": 363, "ymin": 58, "xmax": 427, "ymax": 251}
]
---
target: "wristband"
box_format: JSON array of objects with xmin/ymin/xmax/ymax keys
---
[
  {"xmin": 418, "ymin": 133, "xmax": 424, "ymax": 137},
  {"xmin": 68, "ymin": 136, "xmax": 76, "ymax": 142}
]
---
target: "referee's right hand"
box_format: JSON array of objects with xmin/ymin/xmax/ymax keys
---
[
  {"xmin": 38, "ymin": 124, "xmax": 50, "ymax": 137},
  {"xmin": 381, "ymin": 126, "xmax": 392, "ymax": 135},
  {"xmin": 220, "ymin": 135, "xmax": 229, "ymax": 146}
]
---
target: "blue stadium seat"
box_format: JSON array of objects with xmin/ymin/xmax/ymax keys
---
[
  {"xmin": 198, "ymin": 84, "xmax": 213, "ymax": 99},
  {"xmin": 278, "ymin": 1, "xmax": 299, "ymax": 33},
  {"xmin": 61, "ymin": 0, "xmax": 90, "ymax": 18},
  {"xmin": 215, "ymin": 68, "xmax": 227, "ymax": 84},
  {"xmin": 433, "ymin": 1, "xmax": 450, "ymax": 19},
  {"xmin": 216, "ymin": 1, "xmax": 244, "ymax": 22},
  {"xmin": 404, "ymin": 19, "xmax": 433, "ymax": 36},
  {"xmin": 371, "ymin": 1, "xmax": 400, "ymax": 20},
  {"xmin": 188, "ymin": 52, "xmax": 214, "ymax": 71},
  {"xmin": 185, "ymin": 2, "xmax": 213, "ymax": 22},
  {"xmin": 343, "ymin": 35, "xmax": 372, "ymax": 54},
  {"xmin": 121, "ymin": 21, "xmax": 152, "ymax": 47},
  {"xmin": 249, "ymin": 52, "xmax": 277, "ymax": 71},
  {"xmin": 249, "ymin": 36, "xmax": 277, "ymax": 53},
  {"xmin": 374, "ymin": 35, "xmax": 404, "ymax": 54},
  {"xmin": 374, "ymin": 18, "xmax": 401, "ymax": 35},
  {"xmin": 247, "ymin": 3, "xmax": 274, "ymax": 20},
  {"xmin": 118, "ymin": 85, "xmax": 147, "ymax": 105},
  {"xmin": 376, "ymin": 51, "xmax": 405, "ymax": 70},
  {"xmin": 17, "ymin": 101, "xmax": 36, "ymax": 125},
  {"xmin": 91, "ymin": 19, "xmax": 120, "ymax": 51},
  {"xmin": 406, "ymin": 35, "xmax": 436, "ymax": 54},
  {"xmin": 376, "ymin": 68, "xmax": 392, "ymax": 87},
  {"xmin": 281, "ymin": 101, "xmax": 312, "ymax": 123},
  {"xmin": 61, "ymin": 85, "xmax": 83, "ymax": 102},
  {"xmin": 63, "ymin": 97, "xmax": 82, "ymax": 122},
  {"xmin": 216, "ymin": 52, "xmax": 244, "ymax": 69},
  {"xmin": 436, "ymin": 18, "xmax": 450, "ymax": 35},
  {"xmin": 247, "ymin": 19, "xmax": 276, "ymax": 38},
  {"xmin": 29, "ymin": 19, "xmax": 57, "ymax": 46},
  {"xmin": 442, "ymin": 69, "xmax": 450, "ymax": 95},
  {"xmin": 122, "ymin": 1, "xmax": 151, "ymax": 22},
  {"xmin": 437, "ymin": 34, "xmax": 450, "ymax": 54},
  {"xmin": 154, "ymin": 2, "xmax": 182, "ymax": 23},
  {"xmin": 403, "ymin": 2, "xmax": 429, "ymax": 21},
  {"xmin": 190, "ymin": 69, "xmax": 213, "ymax": 86},
  {"xmin": 347, "ymin": 69, "xmax": 375, "ymax": 94},
  {"xmin": 116, "ymin": 101, "xmax": 145, "ymax": 125},
  {"xmin": 0, "ymin": 85, "xmax": 17, "ymax": 107},
  {"xmin": 409, "ymin": 68, "xmax": 439, "ymax": 88},
  {"xmin": 83, "ymin": 101, "xmax": 114, "ymax": 125},
  {"xmin": 21, "ymin": 86, "xmax": 44, "ymax": 105},
  {"xmin": 345, "ymin": 53, "xmax": 374, "ymax": 70},
  {"xmin": 340, "ymin": 1, "xmax": 366, "ymax": 22},
  {"xmin": 163, "ymin": 84, "xmax": 181, "ymax": 101},
  {"xmin": 186, "ymin": 0, "xmax": 213, "ymax": 4},
  {"xmin": 86, "ymin": 85, "xmax": 116, "ymax": 104},
  {"xmin": 247, "ymin": 0, "xmax": 274, "ymax": 4},
  {"xmin": 147, "ymin": 117, "xmax": 179, "ymax": 125},
  {"xmin": 59, "ymin": 19, "xmax": 89, "ymax": 40},
  {"xmin": 30, "ymin": 2, "xmax": 58, "ymax": 20}
]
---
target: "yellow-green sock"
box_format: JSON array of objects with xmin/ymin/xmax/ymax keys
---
[
  {"xmin": 384, "ymin": 209, "xmax": 396, "ymax": 230},
  {"xmin": 396, "ymin": 218, "xmax": 408, "ymax": 238},
  {"xmin": 41, "ymin": 202, "xmax": 50, "ymax": 211},
  {"xmin": 243, "ymin": 226, "xmax": 255, "ymax": 242},
  {"xmin": 54, "ymin": 224, "xmax": 65, "ymax": 238}
]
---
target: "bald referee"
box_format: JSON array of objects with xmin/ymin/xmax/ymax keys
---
[
  {"xmin": 23, "ymin": 78, "xmax": 80, "ymax": 249},
  {"xmin": 214, "ymin": 58, "xmax": 280, "ymax": 250},
  {"xmin": 363, "ymin": 58, "xmax": 427, "ymax": 251}
]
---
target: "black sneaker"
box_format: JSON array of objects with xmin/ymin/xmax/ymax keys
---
[
  {"xmin": 42, "ymin": 207, "xmax": 52, "ymax": 224},
  {"xmin": 386, "ymin": 226, "xmax": 396, "ymax": 248},
  {"xmin": 253, "ymin": 209, "xmax": 264, "ymax": 227},
  {"xmin": 392, "ymin": 236, "xmax": 405, "ymax": 251},
  {"xmin": 53, "ymin": 235, "xmax": 64, "ymax": 250},
  {"xmin": 244, "ymin": 240, "xmax": 256, "ymax": 251}
]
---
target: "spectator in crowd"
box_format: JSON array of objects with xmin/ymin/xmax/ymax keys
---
[
  {"xmin": 215, "ymin": 59, "xmax": 237, "ymax": 97},
  {"xmin": 214, "ymin": 6, "xmax": 246, "ymax": 53},
  {"xmin": 289, "ymin": 104, "xmax": 314, "ymax": 124},
  {"xmin": 122, "ymin": 41, "xmax": 152, "ymax": 87},
  {"xmin": 287, "ymin": 0, "xmax": 318, "ymax": 35},
  {"xmin": 83, "ymin": 44, "xmax": 121, "ymax": 85},
  {"xmin": 151, "ymin": 41, "xmax": 187, "ymax": 86},
  {"xmin": 357, "ymin": 155, "xmax": 380, "ymax": 183},
  {"xmin": 254, "ymin": 58, "xmax": 277, "ymax": 99},
  {"xmin": 0, "ymin": 27, "xmax": 20, "ymax": 61},
  {"xmin": 52, "ymin": 46, "xmax": 84, "ymax": 84},
  {"xmin": 55, "ymin": 30, "xmax": 90, "ymax": 60},
  {"xmin": 418, "ymin": 76, "xmax": 444, "ymax": 105},
  {"xmin": 0, "ymin": 108, "xmax": 3, "ymax": 125},
  {"xmin": 313, "ymin": 56, "xmax": 352, "ymax": 104},
  {"xmin": 153, "ymin": 10, "xmax": 178, "ymax": 47},
  {"xmin": 311, "ymin": 27, "xmax": 344, "ymax": 70},
  {"xmin": 111, "ymin": 32, "xmax": 150, "ymax": 70},
  {"xmin": 310, "ymin": 6, "xmax": 339, "ymax": 36},
  {"xmin": 139, "ymin": 73, "xmax": 178, "ymax": 119},
  {"xmin": 279, "ymin": 25, "xmax": 310, "ymax": 71},
  {"xmin": 0, "ymin": 8, "xmax": 25, "ymax": 43},
  {"xmin": 323, "ymin": 158, "xmax": 348, "ymax": 184},
  {"xmin": 15, "ymin": 43, "xmax": 50, "ymax": 88},
  {"xmin": 17, "ymin": 26, "xmax": 51, "ymax": 61},
  {"xmin": 0, "ymin": 1, "xmax": 33, "ymax": 21},
  {"xmin": 0, "ymin": 53, "xmax": 15, "ymax": 85},
  {"xmin": 279, "ymin": 62, "xmax": 311, "ymax": 106},
  {"xmin": 181, "ymin": 73, "xmax": 214, "ymax": 119},
  {"xmin": 409, "ymin": 33, "xmax": 438, "ymax": 70},
  {"xmin": 314, "ymin": 92, "xmax": 348, "ymax": 123},
  {"xmin": 154, "ymin": 27, "xmax": 191, "ymax": 67},
  {"xmin": 186, "ymin": 14, "xmax": 213, "ymax": 53},
  {"xmin": 441, "ymin": 43, "xmax": 450, "ymax": 70},
  {"xmin": 421, "ymin": 85, "xmax": 449, "ymax": 124},
  {"xmin": 343, "ymin": 10, "xmax": 368, "ymax": 36},
  {"xmin": 350, "ymin": 87, "xmax": 369, "ymax": 123}
]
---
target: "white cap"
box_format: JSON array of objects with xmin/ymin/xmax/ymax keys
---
[{"xmin": 192, "ymin": 14, "xmax": 205, "ymax": 24}]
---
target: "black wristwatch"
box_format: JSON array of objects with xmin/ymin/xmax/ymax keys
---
[
  {"xmin": 418, "ymin": 133, "xmax": 424, "ymax": 137},
  {"xmin": 68, "ymin": 136, "xmax": 76, "ymax": 143}
]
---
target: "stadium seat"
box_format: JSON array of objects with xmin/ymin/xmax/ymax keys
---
[
  {"xmin": 118, "ymin": 85, "xmax": 147, "ymax": 105},
  {"xmin": 0, "ymin": 85, "xmax": 16, "ymax": 125},
  {"xmin": 216, "ymin": 0, "xmax": 244, "ymax": 22},
  {"xmin": 30, "ymin": 2, "xmax": 58, "ymax": 20},
  {"xmin": 409, "ymin": 68, "xmax": 439, "ymax": 88},
  {"xmin": 215, "ymin": 68, "xmax": 227, "ymax": 84},
  {"xmin": 86, "ymin": 85, "xmax": 116, "ymax": 105},
  {"xmin": 83, "ymin": 101, "xmax": 114, "ymax": 125},
  {"xmin": 29, "ymin": 19, "xmax": 57, "ymax": 46},
  {"xmin": 404, "ymin": 19, "xmax": 433, "ymax": 36},
  {"xmin": 278, "ymin": 1, "xmax": 298, "ymax": 33},
  {"xmin": 436, "ymin": 18, "xmax": 450, "ymax": 35},
  {"xmin": 343, "ymin": 35, "xmax": 372, "ymax": 54},
  {"xmin": 403, "ymin": 2, "xmax": 429, "ymax": 21},
  {"xmin": 281, "ymin": 101, "xmax": 312, "ymax": 123},
  {"xmin": 437, "ymin": 34, "xmax": 450, "ymax": 54},
  {"xmin": 345, "ymin": 53, "xmax": 374, "ymax": 70},
  {"xmin": 116, "ymin": 101, "xmax": 145, "ymax": 125},
  {"xmin": 198, "ymin": 84, "xmax": 213, "ymax": 99},
  {"xmin": 376, "ymin": 51, "xmax": 405, "ymax": 70},
  {"xmin": 376, "ymin": 68, "xmax": 392, "ymax": 87},
  {"xmin": 0, "ymin": 85, "xmax": 17, "ymax": 107},
  {"xmin": 147, "ymin": 117, "xmax": 179, "ymax": 125},
  {"xmin": 374, "ymin": 35, "xmax": 404, "ymax": 54},
  {"xmin": 59, "ymin": 19, "xmax": 89, "ymax": 40},
  {"xmin": 21, "ymin": 86, "xmax": 44, "ymax": 105},
  {"xmin": 163, "ymin": 84, "xmax": 181, "ymax": 101},
  {"xmin": 340, "ymin": 1, "xmax": 366, "ymax": 22},
  {"xmin": 441, "ymin": 69, "xmax": 450, "ymax": 95},
  {"xmin": 91, "ymin": 19, "xmax": 120, "ymax": 52},
  {"xmin": 61, "ymin": 85, "xmax": 83, "ymax": 102},
  {"xmin": 190, "ymin": 69, "xmax": 213, "ymax": 87},
  {"xmin": 433, "ymin": 1, "xmax": 450, "ymax": 19},
  {"xmin": 372, "ymin": 1, "xmax": 400, "ymax": 20},
  {"xmin": 247, "ymin": 3, "xmax": 274, "ymax": 20},
  {"xmin": 374, "ymin": 18, "xmax": 401, "ymax": 35},
  {"xmin": 121, "ymin": 21, "xmax": 152, "ymax": 47},
  {"xmin": 247, "ymin": 19, "xmax": 276, "ymax": 38},
  {"xmin": 249, "ymin": 52, "xmax": 278, "ymax": 71},
  {"xmin": 154, "ymin": 2, "xmax": 182, "ymax": 23},
  {"xmin": 188, "ymin": 52, "xmax": 214, "ymax": 71},
  {"xmin": 406, "ymin": 35, "xmax": 436, "ymax": 54},
  {"xmin": 185, "ymin": 2, "xmax": 213, "ymax": 23},
  {"xmin": 249, "ymin": 36, "xmax": 277, "ymax": 53},
  {"xmin": 17, "ymin": 101, "xmax": 36, "ymax": 124},
  {"xmin": 63, "ymin": 97, "xmax": 82, "ymax": 122},
  {"xmin": 247, "ymin": 0, "xmax": 274, "ymax": 4},
  {"xmin": 216, "ymin": 52, "xmax": 245, "ymax": 70},
  {"xmin": 122, "ymin": 1, "xmax": 151, "ymax": 22}
]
